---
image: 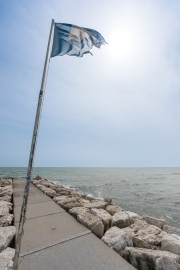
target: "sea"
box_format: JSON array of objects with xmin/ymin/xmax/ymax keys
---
[{"xmin": 0, "ymin": 167, "xmax": 180, "ymax": 229}]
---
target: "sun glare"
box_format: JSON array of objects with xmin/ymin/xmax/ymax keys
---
[{"xmin": 107, "ymin": 25, "xmax": 143, "ymax": 62}]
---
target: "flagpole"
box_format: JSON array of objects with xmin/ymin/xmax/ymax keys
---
[{"xmin": 13, "ymin": 19, "xmax": 55, "ymax": 270}]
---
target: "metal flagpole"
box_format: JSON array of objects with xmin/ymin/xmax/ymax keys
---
[{"xmin": 13, "ymin": 19, "xmax": 55, "ymax": 270}]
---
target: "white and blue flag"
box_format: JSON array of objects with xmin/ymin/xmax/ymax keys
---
[{"xmin": 51, "ymin": 23, "xmax": 107, "ymax": 58}]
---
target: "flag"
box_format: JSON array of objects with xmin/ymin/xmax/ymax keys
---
[{"xmin": 51, "ymin": 23, "xmax": 107, "ymax": 58}]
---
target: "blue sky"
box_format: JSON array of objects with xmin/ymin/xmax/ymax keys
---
[{"xmin": 0, "ymin": 0, "xmax": 180, "ymax": 167}]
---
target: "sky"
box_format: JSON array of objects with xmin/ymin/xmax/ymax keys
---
[{"xmin": 0, "ymin": 0, "xmax": 180, "ymax": 167}]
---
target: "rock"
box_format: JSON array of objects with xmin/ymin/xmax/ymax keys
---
[
  {"xmin": 112, "ymin": 211, "xmax": 140, "ymax": 229},
  {"xmin": 112, "ymin": 211, "xmax": 130, "ymax": 228},
  {"xmin": 0, "ymin": 179, "xmax": 12, "ymax": 187},
  {"xmin": 43, "ymin": 188, "xmax": 56, "ymax": 198},
  {"xmin": 161, "ymin": 234, "xmax": 180, "ymax": 255},
  {"xmin": 104, "ymin": 197, "xmax": 112, "ymax": 204},
  {"xmin": 53, "ymin": 196, "xmax": 69, "ymax": 203},
  {"xmin": 101, "ymin": 227, "xmax": 133, "ymax": 255},
  {"xmin": 71, "ymin": 191, "xmax": 86, "ymax": 198},
  {"xmin": 0, "ymin": 186, "xmax": 13, "ymax": 197},
  {"xmin": 0, "ymin": 214, "xmax": 14, "ymax": 227},
  {"xmin": 90, "ymin": 208, "xmax": 112, "ymax": 231},
  {"xmin": 0, "ymin": 247, "xmax": 15, "ymax": 270},
  {"xmin": 82, "ymin": 200, "xmax": 109, "ymax": 209},
  {"xmin": 123, "ymin": 247, "xmax": 180, "ymax": 270},
  {"xmin": 0, "ymin": 196, "xmax": 11, "ymax": 203},
  {"xmin": 40, "ymin": 181, "xmax": 56, "ymax": 189},
  {"xmin": 56, "ymin": 197, "xmax": 77, "ymax": 207},
  {"xmin": 85, "ymin": 195, "xmax": 96, "ymax": 201},
  {"xmin": 56, "ymin": 190, "xmax": 72, "ymax": 196},
  {"xmin": 122, "ymin": 220, "xmax": 166, "ymax": 249},
  {"xmin": 63, "ymin": 202, "xmax": 83, "ymax": 211},
  {"xmin": 77, "ymin": 212, "xmax": 104, "ymax": 238},
  {"xmin": 34, "ymin": 175, "xmax": 42, "ymax": 180},
  {"xmin": 142, "ymin": 215, "xmax": 168, "ymax": 229},
  {"xmin": 69, "ymin": 207, "xmax": 90, "ymax": 219},
  {"xmin": 0, "ymin": 201, "xmax": 13, "ymax": 213},
  {"xmin": 126, "ymin": 211, "xmax": 141, "ymax": 223},
  {"xmin": 163, "ymin": 225, "xmax": 180, "ymax": 237},
  {"xmin": 106, "ymin": 205, "xmax": 124, "ymax": 215},
  {"xmin": 0, "ymin": 226, "xmax": 16, "ymax": 252}
]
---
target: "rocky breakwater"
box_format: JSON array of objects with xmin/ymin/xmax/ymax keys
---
[
  {"xmin": 0, "ymin": 178, "xmax": 16, "ymax": 270},
  {"xmin": 32, "ymin": 175, "xmax": 180, "ymax": 270}
]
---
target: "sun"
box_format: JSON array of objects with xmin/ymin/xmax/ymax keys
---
[{"xmin": 107, "ymin": 25, "xmax": 143, "ymax": 62}]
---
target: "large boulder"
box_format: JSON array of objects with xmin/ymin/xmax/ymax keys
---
[
  {"xmin": 161, "ymin": 234, "xmax": 180, "ymax": 255},
  {"xmin": 43, "ymin": 187, "xmax": 56, "ymax": 198},
  {"xmin": 34, "ymin": 175, "xmax": 42, "ymax": 180},
  {"xmin": 0, "ymin": 186, "xmax": 13, "ymax": 198},
  {"xmin": 0, "ymin": 201, "xmax": 13, "ymax": 216},
  {"xmin": 70, "ymin": 191, "xmax": 86, "ymax": 198},
  {"xmin": 85, "ymin": 195, "xmax": 96, "ymax": 201},
  {"xmin": 55, "ymin": 197, "xmax": 77, "ymax": 207},
  {"xmin": 112, "ymin": 211, "xmax": 140, "ymax": 228},
  {"xmin": 0, "ymin": 196, "xmax": 12, "ymax": 203},
  {"xmin": 0, "ymin": 227, "xmax": 16, "ymax": 252},
  {"xmin": 0, "ymin": 247, "xmax": 15, "ymax": 270},
  {"xmin": 106, "ymin": 205, "xmax": 124, "ymax": 215},
  {"xmin": 142, "ymin": 215, "xmax": 168, "ymax": 229},
  {"xmin": 53, "ymin": 195, "xmax": 69, "ymax": 203},
  {"xmin": 104, "ymin": 197, "xmax": 112, "ymax": 204},
  {"xmin": 122, "ymin": 220, "xmax": 166, "ymax": 249},
  {"xmin": 90, "ymin": 208, "xmax": 112, "ymax": 231},
  {"xmin": 163, "ymin": 225, "xmax": 180, "ymax": 237},
  {"xmin": 69, "ymin": 207, "xmax": 90, "ymax": 219},
  {"xmin": 82, "ymin": 200, "xmax": 109, "ymax": 209},
  {"xmin": 101, "ymin": 227, "xmax": 133, "ymax": 256},
  {"xmin": 0, "ymin": 179, "xmax": 12, "ymax": 187},
  {"xmin": 123, "ymin": 247, "xmax": 180, "ymax": 270},
  {"xmin": 77, "ymin": 212, "xmax": 104, "ymax": 238},
  {"xmin": 40, "ymin": 181, "xmax": 56, "ymax": 189},
  {"xmin": 63, "ymin": 202, "xmax": 83, "ymax": 211},
  {"xmin": 0, "ymin": 214, "xmax": 14, "ymax": 227}
]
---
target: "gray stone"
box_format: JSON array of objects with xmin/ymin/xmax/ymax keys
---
[
  {"xmin": 123, "ymin": 247, "xmax": 180, "ymax": 270},
  {"xmin": 122, "ymin": 220, "xmax": 166, "ymax": 249},
  {"xmin": 163, "ymin": 225, "xmax": 180, "ymax": 236},
  {"xmin": 69, "ymin": 207, "xmax": 90, "ymax": 218},
  {"xmin": 0, "ymin": 226, "xmax": 16, "ymax": 252},
  {"xmin": 161, "ymin": 234, "xmax": 180, "ymax": 255},
  {"xmin": 34, "ymin": 175, "xmax": 43, "ymax": 180},
  {"xmin": 77, "ymin": 212, "xmax": 104, "ymax": 238},
  {"xmin": 106, "ymin": 205, "xmax": 124, "ymax": 215},
  {"xmin": 101, "ymin": 227, "xmax": 133, "ymax": 255},
  {"xmin": 0, "ymin": 247, "xmax": 15, "ymax": 270},
  {"xmin": 112, "ymin": 211, "xmax": 140, "ymax": 229},
  {"xmin": 63, "ymin": 202, "xmax": 83, "ymax": 211},
  {"xmin": 0, "ymin": 201, "xmax": 13, "ymax": 216},
  {"xmin": 0, "ymin": 196, "xmax": 11, "ymax": 203},
  {"xmin": 112, "ymin": 211, "xmax": 130, "ymax": 228},
  {"xmin": 142, "ymin": 215, "xmax": 168, "ymax": 229},
  {"xmin": 90, "ymin": 208, "xmax": 112, "ymax": 231},
  {"xmin": 0, "ymin": 214, "xmax": 14, "ymax": 227},
  {"xmin": 85, "ymin": 195, "xmax": 96, "ymax": 201},
  {"xmin": 0, "ymin": 186, "xmax": 13, "ymax": 197},
  {"xmin": 56, "ymin": 197, "xmax": 77, "ymax": 207},
  {"xmin": 0, "ymin": 179, "xmax": 12, "ymax": 187},
  {"xmin": 104, "ymin": 197, "xmax": 112, "ymax": 204},
  {"xmin": 71, "ymin": 191, "xmax": 86, "ymax": 198},
  {"xmin": 82, "ymin": 199, "xmax": 109, "ymax": 209},
  {"xmin": 43, "ymin": 187, "xmax": 56, "ymax": 198},
  {"xmin": 53, "ymin": 195, "xmax": 69, "ymax": 203}
]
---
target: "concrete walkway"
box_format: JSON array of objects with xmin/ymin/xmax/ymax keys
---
[{"xmin": 13, "ymin": 178, "xmax": 136, "ymax": 270}]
